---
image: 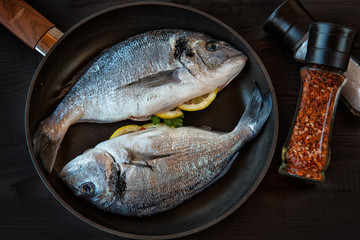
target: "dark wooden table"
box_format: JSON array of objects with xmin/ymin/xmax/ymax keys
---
[{"xmin": 1, "ymin": 0, "xmax": 360, "ymax": 239}]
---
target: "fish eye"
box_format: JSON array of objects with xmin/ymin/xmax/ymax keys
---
[
  {"xmin": 206, "ymin": 41, "xmax": 220, "ymax": 51},
  {"xmin": 81, "ymin": 182, "xmax": 96, "ymax": 197}
]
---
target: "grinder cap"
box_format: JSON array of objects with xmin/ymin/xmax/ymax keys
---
[
  {"xmin": 263, "ymin": 0, "xmax": 314, "ymax": 50},
  {"xmin": 305, "ymin": 22, "xmax": 358, "ymax": 71}
]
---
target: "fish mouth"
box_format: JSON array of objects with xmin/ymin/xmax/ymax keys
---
[
  {"xmin": 60, "ymin": 161, "xmax": 80, "ymax": 178},
  {"xmin": 59, "ymin": 149, "xmax": 119, "ymax": 178},
  {"xmin": 218, "ymin": 54, "xmax": 247, "ymax": 91},
  {"xmin": 223, "ymin": 54, "xmax": 248, "ymax": 70},
  {"xmin": 227, "ymin": 53, "xmax": 248, "ymax": 63},
  {"xmin": 59, "ymin": 150, "xmax": 91, "ymax": 178}
]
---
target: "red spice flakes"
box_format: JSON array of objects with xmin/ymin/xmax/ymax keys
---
[{"xmin": 279, "ymin": 67, "xmax": 346, "ymax": 182}]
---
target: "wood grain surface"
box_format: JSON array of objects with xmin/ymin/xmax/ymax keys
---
[
  {"xmin": 1, "ymin": 0, "xmax": 360, "ymax": 239},
  {"xmin": 0, "ymin": 0, "xmax": 54, "ymax": 49}
]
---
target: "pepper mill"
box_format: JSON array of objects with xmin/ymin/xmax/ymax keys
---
[
  {"xmin": 263, "ymin": 0, "xmax": 360, "ymax": 117},
  {"xmin": 279, "ymin": 23, "xmax": 357, "ymax": 182}
]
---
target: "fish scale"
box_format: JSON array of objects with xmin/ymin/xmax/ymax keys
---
[
  {"xmin": 60, "ymin": 84, "xmax": 272, "ymax": 216},
  {"xmin": 33, "ymin": 29, "xmax": 247, "ymax": 173}
]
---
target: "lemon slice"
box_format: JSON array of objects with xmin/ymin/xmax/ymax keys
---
[
  {"xmin": 110, "ymin": 123, "xmax": 169, "ymax": 139},
  {"xmin": 155, "ymin": 107, "xmax": 183, "ymax": 119},
  {"xmin": 109, "ymin": 125, "xmax": 142, "ymax": 139},
  {"xmin": 178, "ymin": 89, "xmax": 218, "ymax": 111}
]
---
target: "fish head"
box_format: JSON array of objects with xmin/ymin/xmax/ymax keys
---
[
  {"xmin": 60, "ymin": 149, "xmax": 121, "ymax": 210},
  {"xmin": 177, "ymin": 33, "xmax": 248, "ymax": 89}
]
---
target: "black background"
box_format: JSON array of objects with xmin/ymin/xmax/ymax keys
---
[{"xmin": 1, "ymin": 0, "xmax": 360, "ymax": 239}]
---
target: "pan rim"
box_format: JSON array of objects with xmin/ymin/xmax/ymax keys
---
[{"xmin": 24, "ymin": 1, "xmax": 279, "ymax": 239}]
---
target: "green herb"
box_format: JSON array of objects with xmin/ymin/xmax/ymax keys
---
[
  {"xmin": 151, "ymin": 114, "xmax": 184, "ymax": 128},
  {"xmin": 151, "ymin": 115, "xmax": 161, "ymax": 125},
  {"xmin": 164, "ymin": 115, "xmax": 184, "ymax": 128}
]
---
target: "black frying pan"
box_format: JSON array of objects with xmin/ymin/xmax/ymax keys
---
[{"xmin": 0, "ymin": 1, "xmax": 278, "ymax": 239}]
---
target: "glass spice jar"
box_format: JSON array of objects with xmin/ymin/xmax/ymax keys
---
[{"xmin": 279, "ymin": 23, "xmax": 358, "ymax": 182}]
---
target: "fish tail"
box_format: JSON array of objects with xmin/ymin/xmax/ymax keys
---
[
  {"xmin": 32, "ymin": 116, "xmax": 66, "ymax": 174},
  {"xmin": 234, "ymin": 83, "xmax": 272, "ymax": 141}
]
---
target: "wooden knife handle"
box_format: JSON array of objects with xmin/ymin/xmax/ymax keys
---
[{"xmin": 0, "ymin": 0, "xmax": 54, "ymax": 49}]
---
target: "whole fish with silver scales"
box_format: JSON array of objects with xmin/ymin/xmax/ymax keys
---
[
  {"xmin": 60, "ymin": 84, "xmax": 272, "ymax": 216},
  {"xmin": 32, "ymin": 29, "xmax": 248, "ymax": 173}
]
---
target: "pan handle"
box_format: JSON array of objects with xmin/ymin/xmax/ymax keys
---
[{"xmin": 0, "ymin": 0, "xmax": 63, "ymax": 56}]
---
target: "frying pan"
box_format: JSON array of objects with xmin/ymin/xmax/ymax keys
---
[{"xmin": 0, "ymin": 0, "xmax": 278, "ymax": 239}]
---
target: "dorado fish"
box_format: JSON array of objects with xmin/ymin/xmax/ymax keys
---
[
  {"xmin": 60, "ymin": 84, "xmax": 272, "ymax": 216},
  {"xmin": 33, "ymin": 29, "xmax": 247, "ymax": 173}
]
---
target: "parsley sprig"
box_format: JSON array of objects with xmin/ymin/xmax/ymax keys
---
[{"xmin": 151, "ymin": 115, "xmax": 184, "ymax": 128}]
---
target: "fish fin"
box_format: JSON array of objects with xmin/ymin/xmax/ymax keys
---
[
  {"xmin": 124, "ymin": 148, "xmax": 172, "ymax": 170},
  {"xmin": 32, "ymin": 117, "xmax": 66, "ymax": 174},
  {"xmin": 129, "ymin": 69, "xmax": 181, "ymax": 89},
  {"xmin": 234, "ymin": 83, "xmax": 272, "ymax": 140},
  {"xmin": 125, "ymin": 161, "xmax": 153, "ymax": 170}
]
